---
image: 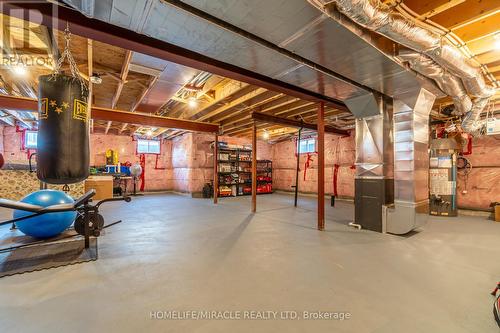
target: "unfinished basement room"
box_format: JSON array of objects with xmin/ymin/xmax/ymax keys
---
[{"xmin": 0, "ymin": 1, "xmax": 499, "ymax": 332}]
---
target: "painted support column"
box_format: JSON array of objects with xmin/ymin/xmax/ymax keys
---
[
  {"xmin": 252, "ymin": 122, "xmax": 257, "ymax": 213},
  {"xmin": 317, "ymin": 102, "xmax": 325, "ymax": 230},
  {"xmin": 294, "ymin": 127, "xmax": 302, "ymax": 207},
  {"xmin": 213, "ymin": 133, "xmax": 218, "ymax": 204}
]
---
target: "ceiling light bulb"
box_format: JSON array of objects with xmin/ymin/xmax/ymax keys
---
[
  {"xmin": 262, "ymin": 131, "xmax": 270, "ymax": 140},
  {"xmin": 146, "ymin": 130, "xmax": 153, "ymax": 137},
  {"xmin": 13, "ymin": 65, "xmax": 26, "ymax": 76},
  {"xmin": 188, "ymin": 97, "xmax": 198, "ymax": 108},
  {"xmin": 495, "ymin": 35, "xmax": 500, "ymax": 50},
  {"xmin": 90, "ymin": 74, "xmax": 102, "ymax": 84}
]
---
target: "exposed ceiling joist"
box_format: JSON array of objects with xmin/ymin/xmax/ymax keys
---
[
  {"xmin": 104, "ymin": 120, "xmax": 112, "ymax": 135},
  {"xmin": 111, "ymin": 50, "xmax": 133, "ymax": 109},
  {"xmin": 0, "ymin": 94, "xmax": 219, "ymax": 133},
  {"xmin": 227, "ymin": 109, "xmax": 342, "ymax": 136},
  {"xmin": 92, "ymin": 108, "xmax": 218, "ymax": 133},
  {"xmin": 0, "ymin": 114, "xmax": 15, "ymax": 126},
  {"xmin": 175, "ymin": 82, "xmax": 253, "ymax": 119},
  {"xmin": 428, "ymin": 0, "xmax": 500, "ymax": 30},
  {"xmin": 195, "ymin": 87, "xmax": 270, "ymax": 122},
  {"xmin": 3, "ymin": 109, "xmax": 32, "ymax": 128},
  {"xmin": 210, "ymin": 92, "xmax": 286, "ymax": 124},
  {"xmin": 220, "ymin": 97, "xmax": 307, "ymax": 127},
  {"xmin": 239, "ymin": 113, "xmax": 345, "ymax": 138},
  {"xmin": 0, "ymin": 1, "xmax": 348, "ymax": 111},
  {"xmin": 222, "ymin": 103, "xmax": 328, "ymax": 133},
  {"xmin": 119, "ymin": 123, "xmax": 128, "ymax": 134}
]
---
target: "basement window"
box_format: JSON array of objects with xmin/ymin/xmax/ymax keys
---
[
  {"xmin": 24, "ymin": 131, "xmax": 37, "ymax": 149},
  {"xmin": 137, "ymin": 139, "xmax": 160, "ymax": 154},
  {"xmin": 298, "ymin": 138, "xmax": 315, "ymax": 154}
]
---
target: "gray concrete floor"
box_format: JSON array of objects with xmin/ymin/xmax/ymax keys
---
[{"xmin": 0, "ymin": 193, "xmax": 499, "ymax": 333}]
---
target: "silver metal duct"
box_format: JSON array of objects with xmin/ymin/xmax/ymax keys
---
[
  {"xmin": 386, "ymin": 88, "xmax": 435, "ymax": 234},
  {"xmin": 397, "ymin": 49, "xmax": 471, "ymax": 116},
  {"xmin": 62, "ymin": 0, "xmax": 428, "ymax": 104},
  {"xmin": 308, "ymin": 0, "xmax": 497, "ymax": 133},
  {"xmin": 354, "ymin": 95, "xmax": 393, "ymax": 179}
]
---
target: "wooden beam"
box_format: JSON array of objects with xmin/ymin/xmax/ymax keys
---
[
  {"xmin": 104, "ymin": 121, "xmax": 112, "ymax": 135},
  {"xmin": 251, "ymin": 122, "xmax": 257, "ymax": 213},
  {"xmin": 251, "ymin": 111, "xmax": 349, "ymax": 136},
  {"xmin": 165, "ymin": 129, "xmax": 183, "ymax": 140},
  {"xmin": 416, "ymin": 0, "xmax": 465, "ymax": 20},
  {"xmin": 222, "ymin": 103, "xmax": 322, "ymax": 134},
  {"xmin": 196, "ymin": 87, "xmax": 269, "ymax": 121},
  {"xmin": 196, "ymin": 75, "xmax": 224, "ymax": 100},
  {"xmin": 452, "ymin": 11, "xmax": 500, "ymax": 42},
  {"xmin": 0, "ymin": 94, "xmax": 219, "ymax": 133},
  {"xmin": 92, "ymin": 107, "xmax": 219, "ymax": 133},
  {"xmin": 210, "ymin": 92, "xmax": 284, "ymax": 123},
  {"xmin": 131, "ymin": 76, "xmax": 159, "ymax": 112},
  {"xmin": 0, "ymin": 95, "xmax": 38, "ymax": 112},
  {"xmin": 111, "ymin": 50, "xmax": 133, "ymax": 109},
  {"xmin": 0, "ymin": 114, "xmax": 15, "ymax": 126},
  {"xmin": 401, "ymin": 0, "xmax": 456, "ymax": 16},
  {"xmin": 236, "ymin": 109, "xmax": 343, "ymax": 137},
  {"xmin": 466, "ymin": 34, "xmax": 500, "ymax": 56},
  {"xmin": 220, "ymin": 99, "xmax": 310, "ymax": 128},
  {"xmin": 173, "ymin": 81, "xmax": 252, "ymax": 119},
  {"xmin": 2, "ymin": 109, "xmax": 32, "ymax": 128},
  {"xmin": 227, "ymin": 109, "xmax": 342, "ymax": 136},
  {"xmin": 119, "ymin": 123, "xmax": 128, "ymax": 134},
  {"xmin": 317, "ymin": 102, "xmax": 325, "ymax": 231},
  {"xmin": 429, "ymin": 0, "xmax": 500, "ymax": 30},
  {"xmin": 1, "ymin": 2, "xmax": 349, "ymax": 109},
  {"xmin": 122, "ymin": 75, "xmax": 158, "ymax": 135},
  {"xmin": 214, "ymin": 134, "xmax": 218, "ymax": 204}
]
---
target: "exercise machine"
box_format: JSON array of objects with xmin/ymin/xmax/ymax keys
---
[{"xmin": 0, "ymin": 190, "xmax": 131, "ymax": 275}]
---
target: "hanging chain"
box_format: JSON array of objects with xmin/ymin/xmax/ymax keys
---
[{"xmin": 52, "ymin": 24, "xmax": 86, "ymax": 86}]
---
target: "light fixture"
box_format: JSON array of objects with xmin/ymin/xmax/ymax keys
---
[
  {"xmin": 12, "ymin": 65, "xmax": 27, "ymax": 76},
  {"xmin": 90, "ymin": 73, "xmax": 102, "ymax": 84},
  {"xmin": 146, "ymin": 129, "xmax": 153, "ymax": 137},
  {"xmin": 494, "ymin": 33, "xmax": 500, "ymax": 50},
  {"xmin": 262, "ymin": 130, "xmax": 270, "ymax": 140},
  {"xmin": 188, "ymin": 96, "xmax": 198, "ymax": 108}
]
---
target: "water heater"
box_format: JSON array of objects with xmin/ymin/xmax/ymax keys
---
[{"xmin": 429, "ymin": 138, "xmax": 459, "ymax": 217}]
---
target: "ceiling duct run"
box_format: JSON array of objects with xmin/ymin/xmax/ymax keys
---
[{"xmin": 308, "ymin": 0, "xmax": 497, "ymax": 134}]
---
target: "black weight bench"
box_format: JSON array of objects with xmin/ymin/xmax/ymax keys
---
[{"xmin": 0, "ymin": 190, "xmax": 131, "ymax": 252}]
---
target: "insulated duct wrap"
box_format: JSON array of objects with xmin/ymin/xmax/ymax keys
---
[{"xmin": 308, "ymin": 0, "xmax": 496, "ymax": 132}]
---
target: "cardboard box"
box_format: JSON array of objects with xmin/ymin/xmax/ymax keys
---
[{"xmin": 85, "ymin": 176, "xmax": 113, "ymax": 200}]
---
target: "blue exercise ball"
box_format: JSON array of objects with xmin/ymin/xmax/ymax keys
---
[{"xmin": 13, "ymin": 190, "xmax": 77, "ymax": 239}]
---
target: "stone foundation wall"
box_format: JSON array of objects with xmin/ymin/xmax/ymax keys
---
[{"xmin": 0, "ymin": 170, "xmax": 84, "ymax": 201}]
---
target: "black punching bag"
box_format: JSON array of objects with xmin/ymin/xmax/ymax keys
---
[{"xmin": 37, "ymin": 74, "xmax": 89, "ymax": 184}]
